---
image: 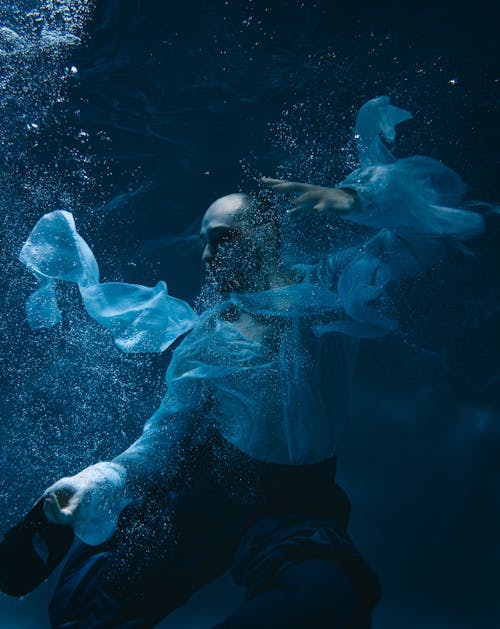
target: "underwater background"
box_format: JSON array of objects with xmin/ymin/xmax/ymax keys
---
[{"xmin": 0, "ymin": 0, "xmax": 499, "ymax": 627}]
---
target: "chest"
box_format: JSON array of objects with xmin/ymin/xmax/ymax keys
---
[{"xmin": 228, "ymin": 311, "xmax": 284, "ymax": 352}]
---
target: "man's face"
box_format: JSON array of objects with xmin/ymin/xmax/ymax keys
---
[{"xmin": 199, "ymin": 194, "xmax": 261, "ymax": 293}]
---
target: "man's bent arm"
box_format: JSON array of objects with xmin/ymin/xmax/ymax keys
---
[
  {"xmin": 43, "ymin": 392, "xmax": 203, "ymax": 546},
  {"xmin": 113, "ymin": 394, "xmax": 202, "ymax": 500}
]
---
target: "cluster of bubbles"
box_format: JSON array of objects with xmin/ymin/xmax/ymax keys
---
[
  {"xmin": 0, "ymin": 0, "xmax": 94, "ymax": 238},
  {"xmin": 0, "ymin": 2, "xmax": 167, "ymax": 527}
]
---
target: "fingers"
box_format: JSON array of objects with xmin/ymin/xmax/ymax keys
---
[
  {"xmin": 262, "ymin": 176, "xmax": 357, "ymax": 217},
  {"xmin": 291, "ymin": 188, "xmax": 357, "ymax": 215},
  {"xmin": 313, "ymin": 199, "xmax": 330, "ymax": 212},
  {"xmin": 43, "ymin": 491, "xmax": 79, "ymax": 525},
  {"xmin": 292, "ymin": 190, "xmax": 324, "ymax": 207},
  {"xmin": 261, "ymin": 177, "xmax": 317, "ymax": 193},
  {"xmin": 286, "ymin": 189, "xmax": 328, "ymax": 216},
  {"xmin": 48, "ymin": 486, "xmax": 73, "ymax": 509},
  {"xmin": 43, "ymin": 494, "xmax": 63, "ymax": 523},
  {"xmin": 262, "ymin": 177, "xmax": 327, "ymax": 217}
]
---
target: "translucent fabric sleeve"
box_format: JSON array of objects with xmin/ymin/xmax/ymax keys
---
[
  {"xmin": 301, "ymin": 96, "xmax": 484, "ymax": 337},
  {"xmin": 340, "ymin": 96, "xmax": 485, "ymax": 240},
  {"xmin": 309, "ymin": 228, "xmax": 432, "ymax": 338},
  {"xmin": 44, "ymin": 331, "xmax": 209, "ymax": 546},
  {"xmin": 112, "ymin": 393, "xmax": 203, "ymax": 497},
  {"xmin": 19, "ymin": 210, "xmax": 198, "ymax": 352},
  {"xmin": 112, "ymin": 327, "xmax": 211, "ymax": 497},
  {"xmin": 42, "ymin": 393, "xmax": 201, "ymax": 546},
  {"xmin": 43, "ymin": 461, "xmax": 129, "ymax": 546}
]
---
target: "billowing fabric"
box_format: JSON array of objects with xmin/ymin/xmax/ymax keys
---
[
  {"xmin": 19, "ymin": 96, "xmax": 486, "ymax": 542},
  {"xmin": 19, "ymin": 96, "xmax": 483, "ymax": 347},
  {"xmin": 342, "ymin": 95, "xmax": 484, "ymax": 239},
  {"xmin": 19, "ymin": 210, "xmax": 197, "ymax": 352},
  {"xmin": 159, "ymin": 300, "xmax": 358, "ymax": 465}
]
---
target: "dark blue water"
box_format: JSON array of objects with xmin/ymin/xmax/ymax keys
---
[{"xmin": 1, "ymin": 1, "xmax": 499, "ymax": 627}]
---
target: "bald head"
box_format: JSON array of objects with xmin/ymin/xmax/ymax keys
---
[
  {"xmin": 201, "ymin": 193, "xmax": 256, "ymax": 232},
  {"xmin": 199, "ymin": 193, "xmax": 283, "ymax": 294}
]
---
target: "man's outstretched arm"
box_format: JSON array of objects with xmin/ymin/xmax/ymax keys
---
[
  {"xmin": 42, "ymin": 392, "xmax": 203, "ymax": 546},
  {"xmin": 261, "ymin": 177, "xmax": 360, "ymax": 217}
]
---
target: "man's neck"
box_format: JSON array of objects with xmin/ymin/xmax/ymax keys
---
[{"xmin": 248, "ymin": 266, "xmax": 295, "ymax": 293}]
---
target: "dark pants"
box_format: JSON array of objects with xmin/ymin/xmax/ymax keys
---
[
  {"xmin": 49, "ymin": 539, "xmax": 230, "ymax": 628},
  {"xmin": 49, "ymin": 441, "xmax": 380, "ymax": 628},
  {"xmin": 49, "ymin": 486, "xmax": 241, "ymax": 629},
  {"xmin": 49, "ymin": 513, "xmax": 379, "ymax": 629},
  {"xmin": 213, "ymin": 560, "xmax": 366, "ymax": 629}
]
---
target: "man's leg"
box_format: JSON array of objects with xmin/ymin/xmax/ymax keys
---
[
  {"xmin": 211, "ymin": 558, "xmax": 371, "ymax": 629},
  {"xmin": 49, "ymin": 537, "xmax": 230, "ymax": 629},
  {"xmin": 214, "ymin": 515, "xmax": 381, "ymax": 629},
  {"xmin": 49, "ymin": 493, "xmax": 238, "ymax": 629}
]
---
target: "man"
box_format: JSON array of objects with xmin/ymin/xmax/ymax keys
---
[
  {"xmin": 16, "ymin": 96, "xmax": 483, "ymax": 628},
  {"xmin": 42, "ymin": 187, "xmax": 380, "ymax": 628}
]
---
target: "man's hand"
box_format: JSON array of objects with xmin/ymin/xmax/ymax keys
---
[
  {"xmin": 262, "ymin": 177, "xmax": 360, "ymax": 216},
  {"xmin": 41, "ymin": 462, "xmax": 128, "ymax": 545},
  {"xmin": 43, "ymin": 482, "xmax": 82, "ymax": 526}
]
